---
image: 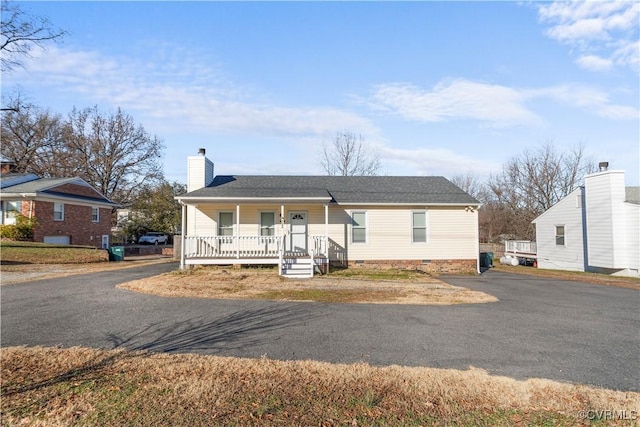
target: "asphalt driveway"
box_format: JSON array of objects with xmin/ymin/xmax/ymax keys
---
[{"xmin": 1, "ymin": 264, "xmax": 638, "ymax": 391}]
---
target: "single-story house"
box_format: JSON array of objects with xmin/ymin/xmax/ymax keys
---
[
  {"xmin": 0, "ymin": 173, "xmax": 117, "ymax": 247},
  {"xmin": 532, "ymin": 163, "xmax": 639, "ymax": 277},
  {"xmin": 176, "ymin": 150, "xmax": 482, "ymax": 277}
]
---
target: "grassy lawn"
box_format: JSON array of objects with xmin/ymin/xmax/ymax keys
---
[
  {"xmin": 492, "ymin": 264, "xmax": 640, "ymax": 290},
  {"xmin": 2, "ymin": 346, "xmax": 638, "ymax": 426},
  {"xmin": 118, "ymin": 266, "xmax": 498, "ymax": 305},
  {"xmin": 0, "ymin": 240, "xmax": 108, "ymax": 264}
]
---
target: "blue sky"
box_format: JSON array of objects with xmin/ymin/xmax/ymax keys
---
[{"xmin": 3, "ymin": 1, "xmax": 639, "ymax": 185}]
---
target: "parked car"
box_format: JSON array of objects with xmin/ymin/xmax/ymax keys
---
[{"xmin": 138, "ymin": 232, "xmax": 168, "ymax": 245}]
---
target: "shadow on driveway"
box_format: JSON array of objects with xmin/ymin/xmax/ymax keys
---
[{"xmin": 106, "ymin": 304, "xmax": 316, "ymax": 353}]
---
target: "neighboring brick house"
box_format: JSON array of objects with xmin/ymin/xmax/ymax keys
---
[{"xmin": 0, "ymin": 173, "xmax": 117, "ymax": 247}]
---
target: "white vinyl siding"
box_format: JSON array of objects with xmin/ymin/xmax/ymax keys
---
[
  {"xmin": 341, "ymin": 206, "xmax": 477, "ymax": 261},
  {"xmin": 187, "ymin": 204, "xmax": 478, "ymax": 262},
  {"xmin": 533, "ymin": 188, "xmax": 585, "ymax": 272},
  {"xmin": 585, "ymin": 171, "xmax": 628, "ymax": 269},
  {"xmin": 412, "ymin": 211, "xmax": 427, "ymax": 243},
  {"xmin": 53, "ymin": 203, "xmax": 64, "ymax": 221},
  {"xmin": 351, "ymin": 211, "xmax": 367, "ymax": 243}
]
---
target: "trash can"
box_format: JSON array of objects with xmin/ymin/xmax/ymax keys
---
[
  {"xmin": 480, "ymin": 252, "xmax": 494, "ymax": 268},
  {"xmin": 109, "ymin": 246, "xmax": 125, "ymax": 261}
]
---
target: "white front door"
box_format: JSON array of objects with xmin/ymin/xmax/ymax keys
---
[
  {"xmin": 101, "ymin": 235, "xmax": 110, "ymax": 249},
  {"xmin": 289, "ymin": 212, "xmax": 307, "ymax": 254}
]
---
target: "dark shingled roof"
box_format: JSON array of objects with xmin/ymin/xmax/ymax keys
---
[{"xmin": 182, "ymin": 175, "xmax": 480, "ymax": 205}]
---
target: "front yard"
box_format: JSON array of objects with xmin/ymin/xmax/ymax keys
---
[{"xmin": 117, "ymin": 266, "xmax": 498, "ymax": 305}]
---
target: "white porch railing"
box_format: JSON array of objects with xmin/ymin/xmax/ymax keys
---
[
  {"xmin": 310, "ymin": 235, "xmax": 328, "ymax": 258},
  {"xmin": 505, "ymin": 240, "xmax": 537, "ymax": 256},
  {"xmin": 185, "ymin": 235, "xmax": 284, "ymax": 258}
]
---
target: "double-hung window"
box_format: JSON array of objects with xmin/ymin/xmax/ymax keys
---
[
  {"xmin": 91, "ymin": 207, "xmax": 100, "ymax": 223},
  {"xmin": 260, "ymin": 212, "xmax": 276, "ymax": 236},
  {"xmin": 218, "ymin": 212, "xmax": 234, "ymax": 236},
  {"xmin": 351, "ymin": 211, "xmax": 367, "ymax": 243},
  {"xmin": 555, "ymin": 225, "xmax": 565, "ymax": 246},
  {"xmin": 412, "ymin": 211, "xmax": 427, "ymax": 243},
  {"xmin": 54, "ymin": 203, "xmax": 64, "ymax": 221}
]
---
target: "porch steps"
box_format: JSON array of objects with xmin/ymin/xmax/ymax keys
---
[{"xmin": 281, "ymin": 258, "xmax": 313, "ymax": 279}]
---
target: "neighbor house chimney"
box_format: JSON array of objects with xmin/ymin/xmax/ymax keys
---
[
  {"xmin": 187, "ymin": 149, "xmax": 214, "ymax": 192},
  {"xmin": 598, "ymin": 161, "xmax": 609, "ymax": 172}
]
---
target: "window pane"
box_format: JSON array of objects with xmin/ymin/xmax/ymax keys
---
[
  {"xmin": 260, "ymin": 212, "xmax": 275, "ymax": 236},
  {"xmin": 413, "ymin": 212, "xmax": 426, "ymax": 227},
  {"xmin": 413, "ymin": 228, "xmax": 426, "ymax": 243},
  {"xmin": 555, "ymin": 226, "xmax": 565, "ymax": 246},
  {"xmin": 353, "ymin": 228, "xmax": 366, "ymax": 243},
  {"xmin": 352, "ymin": 212, "xmax": 365, "ymax": 227},
  {"xmin": 219, "ymin": 212, "xmax": 233, "ymax": 236}
]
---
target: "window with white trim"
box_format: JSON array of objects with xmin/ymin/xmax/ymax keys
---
[
  {"xmin": 412, "ymin": 211, "xmax": 427, "ymax": 243},
  {"xmin": 555, "ymin": 225, "xmax": 565, "ymax": 246},
  {"xmin": 54, "ymin": 203, "xmax": 64, "ymax": 221},
  {"xmin": 91, "ymin": 207, "xmax": 100, "ymax": 223},
  {"xmin": 3, "ymin": 201, "xmax": 21, "ymax": 225},
  {"xmin": 351, "ymin": 211, "xmax": 367, "ymax": 243},
  {"xmin": 260, "ymin": 212, "xmax": 276, "ymax": 236},
  {"xmin": 218, "ymin": 212, "xmax": 234, "ymax": 236}
]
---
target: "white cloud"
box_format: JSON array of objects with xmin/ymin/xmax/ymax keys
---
[
  {"xmin": 365, "ymin": 79, "xmax": 638, "ymax": 126},
  {"xmin": 366, "ymin": 79, "xmax": 542, "ymax": 127},
  {"xmin": 576, "ymin": 54, "xmax": 613, "ymax": 71},
  {"xmin": 536, "ymin": 1, "xmax": 639, "ymax": 72},
  {"xmin": 379, "ymin": 146, "xmax": 500, "ymax": 178},
  {"xmin": 6, "ymin": 45, "xmax": 377, "ymax": 139}
]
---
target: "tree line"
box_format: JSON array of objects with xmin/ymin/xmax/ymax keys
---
[{"xmin": 321, "ymin": 132, "xmax": 596, "ymax": 242}]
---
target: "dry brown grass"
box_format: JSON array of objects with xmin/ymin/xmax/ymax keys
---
[
  {"xmin": 493, "ymin": 265, "xmax": 640, "ymax": 290},
  {"xmin": 117, "ymin": 266, "xmax": 498, "ymax": 305},
  {"xmin": 2, "ymin": 346, "xmax": 638, "ymax": 426},
  {"xmin": 0, "ymin": 258, "xmax": 174, "ymax": 285}
]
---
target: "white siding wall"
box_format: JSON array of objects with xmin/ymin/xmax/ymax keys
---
[
  {"xmin": 534, "ymin": 189, "xmax": 585, "ymax": 271},
  {"xmin": 624, "ymin": 203, "xmax": 640, "ymax": 271},
  {"xmin": 187, "ymin": 155, "xmax": 214, "ymax": 192},
  {"xmin": 186, "ymin": 203, "xmax": 478, "ymax": 261},
  {"xmin": 585, "ymin": 170, "xmax": 626, "ymax": 269},
  {"xmin": 337, "ymin": 206, "xmax": 477, "ymax": 261}
]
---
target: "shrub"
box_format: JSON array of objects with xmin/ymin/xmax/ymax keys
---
[{"xmin": 0, "ymin": 215, "xmax": 37, "ymax": 240}]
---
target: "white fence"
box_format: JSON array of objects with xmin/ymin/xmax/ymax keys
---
[{"xmin": 185, "ymin": 235, "xmax": 283, "ymax": 258}]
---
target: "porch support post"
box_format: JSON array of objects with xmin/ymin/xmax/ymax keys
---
[
  {"xmin": 324, "ymin": 204, "xmax": 329, "ymax": 257},
  {"xmin": 236, "ymin": 204, "xmax": 240, "ymax": 259},
  {"xmin": 180, "ymin": 203, "xmax": 186, "ymax": 270}
]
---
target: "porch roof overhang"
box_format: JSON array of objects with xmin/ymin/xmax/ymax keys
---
[{"xmin": 176, "ymin": 196, "xmax": 333, "ymax": 205}]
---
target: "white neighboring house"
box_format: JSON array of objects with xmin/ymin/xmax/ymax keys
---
[
  {"xmin": 532, "ymin": 163, "xmax": 640, "ymax": 277},
  {"xmin": 175, "ymin": 149, "xmax": 482, "ymax": 278}
]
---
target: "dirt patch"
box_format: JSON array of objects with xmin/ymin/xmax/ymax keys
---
[{"xmin": 117, "ymin": 266, "xmax": 497, "ymax": 305}]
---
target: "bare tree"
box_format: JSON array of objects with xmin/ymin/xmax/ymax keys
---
[
  {"xmin": 486, "ymin": 142, "xmax": 596, "ymax": 240},
  {"xmin": 0, "ymin": 0, "xmax": 67, "ymax": 73},
  {"xmin": 321, "ymin": 131, "xmax": 381, "ymax": 176},
  {"xmin": 1, "ymin": 101, "xmax": 165, "ymax": 205},
  {"xmin": 63, "ymin": 106, "xmax": 165, "ymax": 204},
  {"xmin": 450, "ymin": 173, "xmax": 485, "ymax": 201},
  {"xmin": 0, "ymin": 95, "xmax": 64, "ymax": 174}
]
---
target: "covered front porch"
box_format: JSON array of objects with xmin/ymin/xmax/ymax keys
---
[{"xmin": 179, "ymin": 202, "xmax": 335, "ymax": 278}]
